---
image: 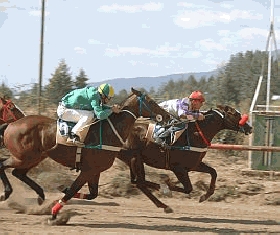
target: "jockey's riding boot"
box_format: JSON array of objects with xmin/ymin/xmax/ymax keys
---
[
  {"xmin": 154, "ymin": 137, "xmax": 163, "ymax": 144},
  {"xmin": 158, "ymin": 129, "xmax": 171, "ymax": 138},
  {"xmin": 66, "ymin": 133, "xmax": 85, "ymax": 147}
]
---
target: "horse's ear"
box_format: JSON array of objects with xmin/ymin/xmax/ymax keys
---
[
  {"xmin": 131, "ymin": 87, "xmax": 142, "ymax": 96},
  {"xmin": 0, "ymin": 97, "xmax": 5, "ymax": 104},
  {"xmin": 225, "ymin": 105, "xmax": 235, "ymax": 114}
]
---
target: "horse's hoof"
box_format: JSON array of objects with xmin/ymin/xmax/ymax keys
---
[
  {"xmin": 199, "ymin": 195, "xmax": 207, "ymax": 203},
  {"xmin": 0, "ymin": 194, "xmax": 6, "ymax": 201},
  {"xmin": 37, "ymin": 197, "xmax": 44, "ymax": 205},
  {"xmin": 47, "ymin": 218, "xmax": 56, "ymax": 226},
  {"xmin": 164, "ymin": 206, "xmax": 173, "ymax": 213},
  {"xmin": 47, "ymin": 211, "xmax": 71, "ymax": 225}
]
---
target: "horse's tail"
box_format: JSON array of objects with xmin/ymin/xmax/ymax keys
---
[{"xmin": 0, "ymin": 123, "xmax": 9, "ymax": 148}]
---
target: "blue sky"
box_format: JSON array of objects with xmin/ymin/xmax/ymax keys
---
[{"xmin": 0, "ymin": 0, "xmax": 279, "ymax": 91}]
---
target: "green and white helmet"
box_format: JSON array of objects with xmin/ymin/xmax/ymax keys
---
[{"xmin": 98, "ymin": 83, "xmax": 115, "ymax": 98}]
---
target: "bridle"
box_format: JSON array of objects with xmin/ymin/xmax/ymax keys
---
[
  {"xmin": 137, "ymin": 94, "xmax": 157, "ymax": 118},
  {"xmin": 195, "ymin": 108, "xmax": 249, "ymax": 146},
  {"xmin": 0, "ymin": 100, "xmax": 19, "ymax": 123},
  {"xmin": 137, "ymin": 94, "xmax": 161, "ymax": 120},
  {"xmin": 137, "ymin": 94, "xmax": 170, "ymax": 123}
]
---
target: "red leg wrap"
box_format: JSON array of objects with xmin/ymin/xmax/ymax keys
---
[{"xmin": 52, "ymin": 202, "xmax": 63, "ymax": 215}]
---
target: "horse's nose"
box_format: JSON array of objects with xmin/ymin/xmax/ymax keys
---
[{"xmin": 246, "ymin": 126, "xmax": 253, "ymax": 135}]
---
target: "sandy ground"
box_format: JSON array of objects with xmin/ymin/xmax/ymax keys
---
[
  {"xmin": 0, "ymin": 193, "xmax": 280, "ymax": 235},
  {"xmin": 0, "ymin": 150, "xmax": 280, "ymax": 234}
]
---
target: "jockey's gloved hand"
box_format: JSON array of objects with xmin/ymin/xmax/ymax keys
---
[
  {"xmin": 197, "ymin": 113, "xmax": 205, "ymax": 121},
  {"xmin": 112, "ymin": 104, "xmax": 121, "ymax": 113}
]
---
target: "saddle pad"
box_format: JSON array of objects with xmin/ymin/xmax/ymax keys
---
[
  {"xmin": 145, "ymin": 123, "xmax": 156, "ymax": 143},
  {"xmin": 170, "ymin": 129, "xmax": 185, "ymax": 145}
]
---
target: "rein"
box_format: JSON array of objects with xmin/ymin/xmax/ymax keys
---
[
  {"xmin": 195, "ymin": 122, "xmax": 211, "ymax": 146},
  {"xmin": 194, "ymin": 109, "xmax": 225, "ymax": 147},
  {"xmin": 85, "ymin": 94, "xmax": 152, "ymax": 150},
  {"xmin": 107, "ymin": 109, "xmax": 137, "ymax": 146}
]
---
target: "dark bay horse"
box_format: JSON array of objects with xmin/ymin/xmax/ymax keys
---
[
  {"xmin": 0, "ymin": 88, "xmax": 168, "ymax": 220},
  {"xmin": 116, "ymin": 104, "xmax": 253, "ymax": 213}
]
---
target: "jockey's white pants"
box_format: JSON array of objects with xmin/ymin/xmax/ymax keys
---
[{"xmin": 57, "ymin": 103, "xmax": 94, "ymax": 138}]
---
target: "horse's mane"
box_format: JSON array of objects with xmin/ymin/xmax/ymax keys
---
[
  {"xmin": 202, "ymin": 105, "xmax": 226, "ymax": 116},
  {"xmin": 119, "ymin": 92, "xmax": 134, "ymax": 107}
]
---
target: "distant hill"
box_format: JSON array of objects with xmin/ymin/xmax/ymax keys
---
[
  {"xmin": 11, "ymin": 70, "xmax": 218, "ymax": 97},
  {"xmin": 89, "ymin": 70, "xmax": 218, "ymax": 94}
]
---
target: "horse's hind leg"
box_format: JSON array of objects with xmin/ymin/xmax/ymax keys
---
[
  {"xmin": 193, "ymin": 162, "xmax": 217, "ymax": 203},
  {"xmin": 0, "ymin": 161, "xmax": 13, "ymax": 201},
  {"xmin": 12, "ymin": 168, "xmax": 45, "ymax": 205}
]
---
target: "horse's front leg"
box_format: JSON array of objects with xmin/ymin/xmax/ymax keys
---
[
  {"xmin": 171, "ymin": 166, "xmax": 193, "ymax": 194},
  {"xmin": 192, "ymin": 162, "xmax": 217, "ymax": 202},
  {"xmin": 50, "ymin": 172, "xmax": 87, "ymax": 220},
  {"xmin": 69, "ymin": 174, "xmax": 100, "ymax": 200},
  {"xmin": 132, "ymin": 153, "xmax": 173, "ymax": 213}
]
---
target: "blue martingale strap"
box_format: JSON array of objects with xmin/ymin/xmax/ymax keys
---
[{"xmin": 84, "ymin": 120, "xmax": 103, "ymax": 149}]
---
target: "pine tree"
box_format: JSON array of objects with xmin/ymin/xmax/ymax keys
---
[
  {"xmin": 0, "ymin": 82, "xmax": 13, "ymax": 99},
  {"xmin": 47, "ymin": 59, "xmax": 73, "ymax": 104},
  {"xmin": 75, "ymin": 68, "xmax": 89, "ymax": 89}
]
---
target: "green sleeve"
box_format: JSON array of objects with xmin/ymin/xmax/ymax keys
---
[{"xmin": 90, "ymin": 99, "xmax": 113, "ymax": 120}]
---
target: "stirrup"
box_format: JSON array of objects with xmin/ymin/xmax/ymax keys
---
[{"xmin": 66, "ymin": 137, "xmax": 85, "ymax": 147}]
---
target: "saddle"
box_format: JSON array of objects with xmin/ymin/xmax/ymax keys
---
[
  {"xmin": 146, "ymin": 122, "xmax": 186, "ymax": 146},
  {"xmin": 56, "ymin": 119, "xmax": 89, "ymax": 147}
]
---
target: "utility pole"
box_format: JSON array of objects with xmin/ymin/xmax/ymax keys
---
[{"xmin": 38, "ymin": 0, "xmax": 45, "ymax": 114}]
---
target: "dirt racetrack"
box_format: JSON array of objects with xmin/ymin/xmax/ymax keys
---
[
  {"xmin": 0, "ymin": 149, "xmax": 280, "ymax": 234},
  {"xmin": 0, "ymin": 192, "xmax": 280, "ymax": 234}
]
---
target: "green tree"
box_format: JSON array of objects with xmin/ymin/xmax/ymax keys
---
[
  {"xmin": 114, "ymin": 89, "xmax": 128, "ymax": 103},
  {"xmin": 75, "ymin": 68, "xmax": 89, "ymax": 89},
  {"xmin": 47, "ymin": 59, "xmax": 73, "ymax": 104},
  {"xmin": 0, "ymin": 82, "xmax": 13, "ymax": 99}
]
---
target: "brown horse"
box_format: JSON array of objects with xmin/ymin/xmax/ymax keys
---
[
  {"xmin": 0, "ymin": 88, "xmax": 168, "ymax": 220},
  {"xmin": 116, "ymin": 104, "xmax": 253, "ymax": 213},
  {"xmin": 72, "ymin": 103, "xmax": 252, "ymax": 213}
]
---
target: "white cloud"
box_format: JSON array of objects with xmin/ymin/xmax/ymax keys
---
[
  {"xmin": 198, "ymin": 39, "xmax": 225, "ymax": 51},
  {"xmin": 174, "ymin": 9, "xmax": 263, "ymax": 29},
  {"xmin": 74, "ymin": 47, "xmax": 87, "ymax": 54},
  {"xmin": 237, "ymin": 27, "xmax": 268, "ymax": 39},
  {"xmin": 98, "ymin": 2, "xmax": 164, "ymax": 13},
  {"xmin": 105, "ymin": 43, "xmax": 181, "ymax": 57},
  {"xmin": 177, "ymin": 2, "xmax": 210, "ymax": 9},
  {"xmin": 0, "ymin": 2, "xmax": 24, "ymax": 12},
  {"xmin": 128, "ymin": 60, "xmax": 144, "ymax": 66},
  {"xmin": 181, "ymin": 51, "xmax": 202, "ymax": 58}
]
